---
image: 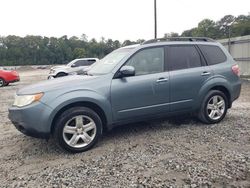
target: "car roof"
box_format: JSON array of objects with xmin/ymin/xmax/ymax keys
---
[
  {"xmin": 141, "ymin": 41, "xmax": 220, "ymax": 48},
  {"xmin": 140, "ymin": 37, "xmax": 220, "ymax": 48},
  {"xmin": 75, "ymin": 58, "xmax": 99, "ymax": 60},
  {"xmin": 120, "ymin": 37, "xmax": 220, "ymax": 52},
  {"xmin": 120, "ymin": 44, "xmax": 140, "ymax": 49}
]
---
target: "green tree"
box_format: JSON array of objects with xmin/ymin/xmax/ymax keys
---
[
  {"xmin": 73, "ymin": 48, "xmax": 86, "ymax": 58},
  {"xmin": 164, "ymin": 32, "xmax": 179, "ymax": 38}
]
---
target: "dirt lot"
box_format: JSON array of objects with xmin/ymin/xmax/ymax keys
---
[{"xmin": 0, "ymin": 69, "xmax": 250, "ymax": 187}]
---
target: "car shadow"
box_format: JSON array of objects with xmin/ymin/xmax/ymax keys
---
[
  {"xmin": 17, "ymin": 115, "xmax": 201, "ymax": 155},
  {"xmin": 101, "ymin": 115, "xmax": 200, "ymax": 141}
]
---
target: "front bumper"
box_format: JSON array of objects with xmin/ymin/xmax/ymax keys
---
[
  {"xmin": 8, "ymin": 102, "xmax": 53, "ymax": 139},
  {"xmin": 8, "ymin": 75, "xmax": 20, "ymax": 83},
  {"xmin": 47, "ymin": 75, "xmax": 55, "ymax": 80}
]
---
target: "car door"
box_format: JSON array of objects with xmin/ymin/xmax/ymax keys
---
[
  {"xmin": 111, "ymin": 47, "xmax": 170, "ymax": 121},
  {"xmin": 166, "ymin": 45, "xmax": 213, "ymax": 112}
]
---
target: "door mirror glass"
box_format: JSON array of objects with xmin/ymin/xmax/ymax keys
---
[{"xmin": 120, "ymin": 66, "xmax": 135, "ymax": 77}]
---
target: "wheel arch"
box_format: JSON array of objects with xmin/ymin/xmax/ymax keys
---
[
  {"xmin": 56, "ymin": 72, "xmax": 68, "ymax": 77},
  {"xmin": 209, "ymin": 85, "xmax": 231, "ymax": 108},
  {"xmin": 50, "ymin": 101, "xmax": 108, "ymax": 135},
  {"xmin": 197, "ymin": 77, "xmax": 233, "ymax": 111},
  {"xmin": 0, "ymin": 76, "xmax": 6, "ymax": 81}
]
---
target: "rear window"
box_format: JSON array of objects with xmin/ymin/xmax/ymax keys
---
[
  {"xmin": 168, "ymin": 45, "xmax": 202, "ymax": 71},
  {"xmin": 199, "ymin": 45, "xmax": 227, "ymax": 65}
]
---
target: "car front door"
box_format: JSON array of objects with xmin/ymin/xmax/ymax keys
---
[
  {"xmin": 166, "ymin": 45, "xmax": 213, "ymax": 112},
  {"xmin": 111, "ymin": 47, "xmax": 170, "ymax": 121}
]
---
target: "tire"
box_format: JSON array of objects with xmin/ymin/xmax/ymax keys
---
[
  {"xmin": 0, "ymin": 78, "xmax": 5, "ymax": 87},
  {"xmin": 55, "ymin": 72, "xmax": 67, "ymax": 78},
  {"xmin": 198, "ymin": 90, "xmax": 228, "ymax": 124},
  {"xmin": 53, "ymin": 107, "xmax": 102, "ymax": 153}
]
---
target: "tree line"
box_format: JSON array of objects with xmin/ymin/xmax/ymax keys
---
[
  {"xmin": 0, "ymin": 35, "xmax": 141, "ymax": 66},
  {"xmin": 0, "ymin": 14, "xmax": 249, "ymax": 66},
  {"xmin": 166, "ymin": 14, "xmax": 250, "ymax": 39}
]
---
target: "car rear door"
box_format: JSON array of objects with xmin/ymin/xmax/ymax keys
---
[
  {"xmin": 166, "ymin": 44, "xmax": 213, "ymax": 112},
  {"xmin": 111, "ymin": 47, "xmax": 170, "ymax": 121}
]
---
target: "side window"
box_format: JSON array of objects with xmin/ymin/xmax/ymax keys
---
[
  {"xmin": 126, "ymin": 47, "xmax": 164, "ymax": 76},
  {"xmin": 198, "ymin": 45, "xmax": 227, "ymax": 65},
  {"xmin": 86, "ymin": 59, "xmax": 96, "ymax": 66},
  {"xmin": 74, "ymin": 60, "xmax": 88, "ymax": 67},
  {"xmin": 168, "ymin": 45, "xmax": 202, "ymax": 71}
]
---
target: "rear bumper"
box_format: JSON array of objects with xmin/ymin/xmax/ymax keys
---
[
  {"xmin": 8, "ymin": 102, "xmax": 53, "ymax": 139},
  {"xmin": 8, "ymin": 78, "xmax": 20, "ymax": 83},
  {"xmin": 231, "ymin": 80, "xmax": 241, "ymax": 102},
  {"xmin": 8, "ymin": 76, "xmax": 20, "ymax": 83}
]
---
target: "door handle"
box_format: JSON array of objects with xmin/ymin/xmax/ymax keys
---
[
  {"xmin": 201, "ymin": 71, "xmax": 211, "ymax": 76},
  {"xmin": 156, "ymin": 77, "xmax": 168, "ymax": 83}
]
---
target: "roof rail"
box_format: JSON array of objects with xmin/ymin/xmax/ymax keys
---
[{"xmin": 143, "ymin": 37, "xmax": 215, "ymax": 44}]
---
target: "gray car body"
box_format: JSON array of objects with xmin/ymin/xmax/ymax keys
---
[{"xmin": 8, "ymin": 41, "xmax": 241, "ymax": 138}]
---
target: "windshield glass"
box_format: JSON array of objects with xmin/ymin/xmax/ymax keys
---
[
  {"xmin": 67, "ymin": 59, "xmax": 78, "ymax": 66},
  {"xmin": 88, "ymin": 48, "xmax": 133, "ymax": 75}
]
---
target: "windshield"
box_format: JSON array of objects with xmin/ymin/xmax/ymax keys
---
[
  {"xmin": 67, "ymin": 59, "xmax": 78, "ymax": 67},
  {"xmin": 88, "ymin": 48, "xmax": 133, "ymax": 75}
]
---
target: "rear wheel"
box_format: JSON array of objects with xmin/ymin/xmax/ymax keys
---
[
  {"xmin": 53, "ymin": 107, "xmax": 102, "ymax": 153},
  {"xmin": 0, "ymin": 78, "xmax": 5, "ymax": 87},
  {"xmin": 198, "ymin": 90, "xmax": 228, "ymax": 124}
]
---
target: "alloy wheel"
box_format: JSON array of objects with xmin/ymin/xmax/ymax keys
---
[
  {"xmin": 207, "ymin": 95, "xmax": 225, "ymax": 120},
  {"xmin": 62, "ymin": 115, "xmax": 97, "ymax": 148}
]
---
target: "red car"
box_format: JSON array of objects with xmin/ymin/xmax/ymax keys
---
[{"xmin": 0, "ymin": 67, "xmax": 20, "ymax": 87}]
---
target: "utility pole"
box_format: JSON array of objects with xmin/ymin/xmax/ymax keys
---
[
  {"xmin": 228, "ymin": 25, "xmax": 231, "ymax": 54},
  {"xmin": 154, "ymin": 0, "xmax": 157, "ymax": 39}
]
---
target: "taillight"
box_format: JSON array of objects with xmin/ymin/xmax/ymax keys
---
[{"xmin": 232, "ymin": 64, "xmax": 240, "ymax": 77}]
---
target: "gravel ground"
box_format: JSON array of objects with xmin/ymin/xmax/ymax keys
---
[{"xmin": 0, "ymin": 69, "xmax": 250, "ymax": 187}]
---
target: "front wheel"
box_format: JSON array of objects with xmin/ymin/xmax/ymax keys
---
[
  {"xmin": 55, "ymin": 72, "xmax": 67, "ymax": 78},
  {"xmin": 53, "ymin": 107, "xmax": 102, "ymax": 153},
  {"xmin": 198, "ymin": 90, "xmax": 228, "ymax": 124}
]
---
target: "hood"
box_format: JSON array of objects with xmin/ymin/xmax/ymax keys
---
[{"xmin": 17, "ymin": 75, "xmax": 99, "ymax": 95}]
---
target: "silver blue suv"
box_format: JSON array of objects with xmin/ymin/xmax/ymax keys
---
[{"xmin": 8, "ymin": 37, "xmax": 241, "ymax": 153}]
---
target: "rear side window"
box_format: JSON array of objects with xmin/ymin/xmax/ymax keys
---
[
  {"xmin": 85, "ymin": 59, "xmax": 96, "ymax": 66},
  {"xmin": 199, "ymin": 45, "xmax": 227, "ymax": 65},
  {"xmin": 168, "ymin": 45, "xmax": 202, "ymax": 71}
]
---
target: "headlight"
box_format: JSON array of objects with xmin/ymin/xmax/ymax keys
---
[
  {"xmin": 13, "ymin": 93, "xmax": 44, "ymax": 107},
  {"xmin": 50, "ymin": 69, "xmax": 55, "ymax": 74}
]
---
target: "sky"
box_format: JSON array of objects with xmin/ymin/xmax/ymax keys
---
[{"xmin": 0, "ymin": 0, "xmax": 249, "ymax": 41}]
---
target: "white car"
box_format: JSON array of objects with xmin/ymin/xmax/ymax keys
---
[{"xmin": 48, "ymin": 58, "xmax": 99, "ymax": 79}]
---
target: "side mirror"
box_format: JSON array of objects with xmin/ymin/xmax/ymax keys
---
[
  {"xmin": 119, "ymin": 66, "xmax": 135, "ymax": 77},
  {"xmin": 71, "ymin": 63, "xmax": 76, "ymax": 67}
]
